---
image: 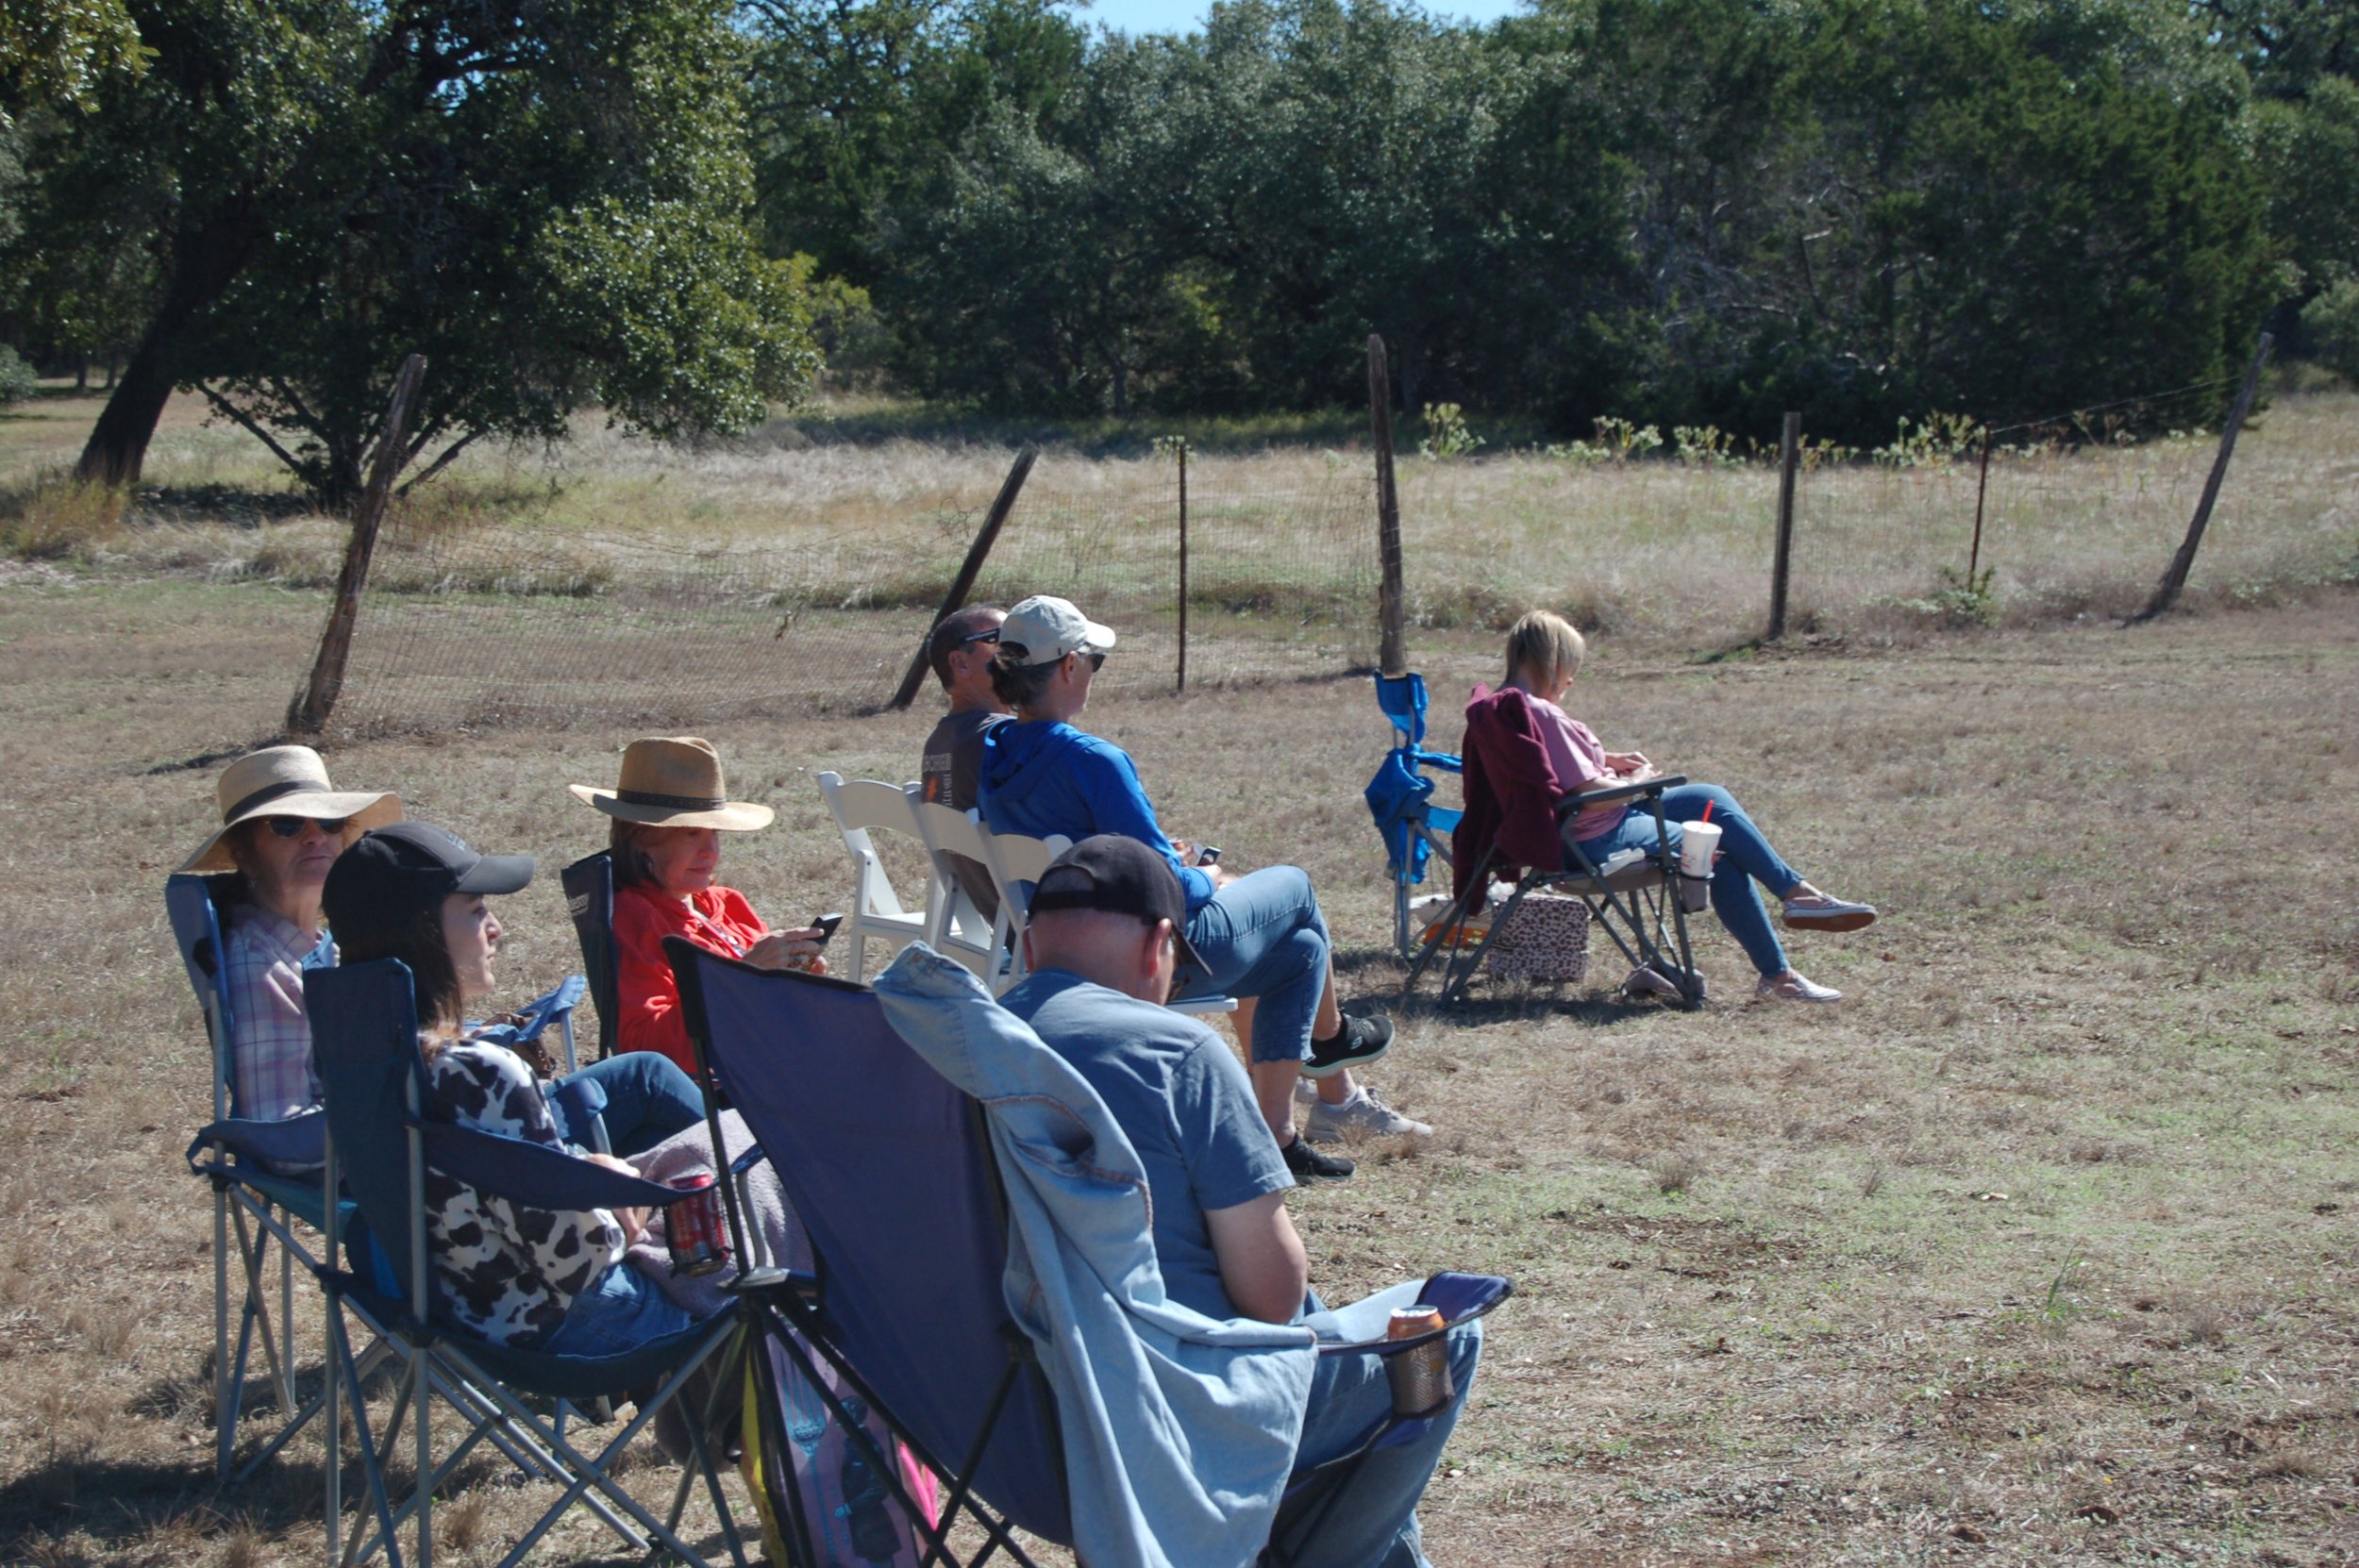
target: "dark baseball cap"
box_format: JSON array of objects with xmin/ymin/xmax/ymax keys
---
[
  {"xmin": 1029, "ymin": 835, "xmax": 1204, "ymax": 970},
  {"xmin": 323, "ymin": 821, "xmax": 535, "ymax": 956}
]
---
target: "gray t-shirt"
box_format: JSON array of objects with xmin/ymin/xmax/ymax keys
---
[
  {"xmin": 923, "ymin": 709, "xmax": 1009, "ymax": 920},
  {"xmin": 1000, "ymin": 970, "xmax": 1293, "ymax": 1322}
]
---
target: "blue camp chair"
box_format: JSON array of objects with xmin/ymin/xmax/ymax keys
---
[
  {"xmin": 168, "ymin": 872, "xmax": 343, "ymax": 1482},
  {"xmin": 303, "ymin": 959, "xmax": 747, "ymax": 1568},
  {"xmin": 560, "ymin": 851, "xmax": 619, "ymax": 1059},
  {"xmin": 1364, "ymin": 673, "xmax": 1465, "ymax": 960},
  {"xmin": 664, "ymin": 937, "xmax": 1511, "ymax": 1568}
]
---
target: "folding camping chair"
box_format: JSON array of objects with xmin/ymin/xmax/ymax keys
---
[
  {"xmin": 1364, "ymin": 673, "xmax": 1465, "ymax": 961},
  {"xmin": 974, "ymin": 825, "xmax": 1235, "ymax": 1015},
  {"xmin": 1404, "ymin": 776, "xmax": 1706, "ymax": 1009},
  {"xmin": 168, "ymin": 872, "xmax": 340, "ymax": 1482},
  {"xmin": 560, "ymin": 851, "xmax": 619, "ymax": 1058},
  {"xmin": 816, "ymin": 773, "xmax": 935, "ymax": 981},
  {"xmin": 303, "ymin": 959, "xmax": 749, "ymax": 1568},
  {"xmin": 664, "ymin": 940, "xmax": 1509, "ymax": 1568}
]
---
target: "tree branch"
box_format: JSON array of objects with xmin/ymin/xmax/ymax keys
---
[
  {"xmin": 198, "ymin": 383, "xmax": 310, "ymax": 479},
  {"xmin": 396, "ymin": 429, "xmax": 483, "ymax": 496}
]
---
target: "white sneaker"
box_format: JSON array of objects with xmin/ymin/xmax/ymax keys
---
[
  {"xmin": 1294, "ymin": 1076, "xmax": 1318, "ymax": 1105},
  {"xmin": 1756, "ymin": 970, "xmax": 1842, "ymax": 1003},
  {"xmin": 1304, "ymin": 1087, "xmax": 1434, "ymax": 1143}
]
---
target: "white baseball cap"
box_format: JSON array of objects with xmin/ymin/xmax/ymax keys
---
[{"xmin": 996, "ymin": 595, "xmax": 1116, "ymax": 669}]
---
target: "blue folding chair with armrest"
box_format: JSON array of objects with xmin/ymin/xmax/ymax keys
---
[
  {"xmin": 560, "ymin": 851, "xmax": 619, "ymax": 1059},
  {"xmin": 168, "ymin": 872, "xmax": 343, "ymax": 1482},
  {"xmin": 303, "ymin": 959, "xmax": 749, "ymax": 1568},
  {"xmin": 1365, "ymin": 674, "xmax": 1465, "ymax": 961},
  {"xmin": 665, "ymin": 936, "xmax": 1510, "ymax": 1568}
]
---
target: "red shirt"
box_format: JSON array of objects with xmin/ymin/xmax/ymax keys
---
[{"xmin": 612, "ymin": 882, "xmax": 769, "ymax": 1074}]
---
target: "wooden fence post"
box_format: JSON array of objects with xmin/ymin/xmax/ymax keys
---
[
  {"xmin": 2133, "ymin": 330, "xmax": 2273, "ymax": 624},
  {"xmin": 1176, "ymin": 442, "xmax": 1189, "ymax": 695},
  {"xmin": 888, "ymin": 447, "xmax": 1038, "ymax": 709},
  {"xmin": 286, "ymin": 353, "xmax": 427, "ymax": 734},
  {"xmin": 1368, "ymin": 335, "xmax": 1406, "ymax": 676},
  {"xmin": 1967, "ymin": 424, "xmax": 1994, "ymax": 582},
  {"xmin": 1767, "ymin": 410, "xmax": 1799, "ymax": 642}
]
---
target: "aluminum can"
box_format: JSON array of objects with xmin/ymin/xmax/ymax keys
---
[
  {"xmin": 1385, "ymin": 1305, "xmax": 1453, "ymax": 1416},
  {"xmin": 664, "ymin": 1172, "xmax": 730, "ymax": 1277}
]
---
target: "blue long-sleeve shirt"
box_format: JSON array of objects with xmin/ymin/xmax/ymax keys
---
[{"xmin": 976, "ymin": 720, "xmax": 1218, "ymax": 913}]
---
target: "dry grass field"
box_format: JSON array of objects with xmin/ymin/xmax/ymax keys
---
[
  {"xmin": 0, "ymin": 552, "xmax": 2355, "ymax": 1565},
  {"xmin": 3, "ymin": 381, "xmax": 2358, "ymax": 1564}
]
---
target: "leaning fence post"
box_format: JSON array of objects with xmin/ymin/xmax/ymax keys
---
[
  {"xmin": 1767, "ymin": 410, "xmax": 1799, "ymax": 641},
  {"xmin": 286, "ymin": 352, "xmax": 427, "ymax": 734},
  {"xmin": 2133, "ymin": 330, "xmax": 2273, "ymax": 625},
  {"xmin": 1368, "ymin": 335, "xmax": 1406, "ymax": 675},
  {"xmin": 1967, "ymin": 424, "xmax": 1994, "ymax": 583},
  {"xmin": 889, "ymin": 447, "xmax": 1037, "ymax": 709}
]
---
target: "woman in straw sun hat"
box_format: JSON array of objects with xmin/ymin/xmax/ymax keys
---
[
  {"xmin": 178, "ymin": 744, "xmax": 401, "ymax": 1135},
  {"xmin": 573, "ymin": 737, "xmax": 827, "ymax": 1073}
]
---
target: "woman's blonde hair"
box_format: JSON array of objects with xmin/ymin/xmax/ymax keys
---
[{"xmin": 1503, "ymin": 610, "xmax": 1586, "ymax": 690}]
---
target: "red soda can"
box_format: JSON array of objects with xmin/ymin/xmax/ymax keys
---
[{"xmin": 664, "ymin": 1172, "xmax": 729, "ymax": 1277}]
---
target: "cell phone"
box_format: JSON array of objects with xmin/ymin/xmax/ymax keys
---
[
  {"xmin": 810, "ymin": 912, "xmax": 845, "ymax": 944},
  {"xmin": 1195, "ymin": 845, "xmax": 1222, "ymax": 867}
]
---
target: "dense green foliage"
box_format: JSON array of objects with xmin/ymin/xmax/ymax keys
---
[
  {"xmin": 747, "ymin": 0, "xmax": 2339, "ymax": 438},
  {"xmin": 6, "ymin": 0, "xmax": 2354, "ymax": 464},
  {"xmin": 4, "ymin": 0, "xmax": 812, "ymax": 501}
]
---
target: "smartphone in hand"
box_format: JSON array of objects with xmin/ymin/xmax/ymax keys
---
[{"xmin": 810, "ymin": 912, "xmax": 845, "ymax": 943}]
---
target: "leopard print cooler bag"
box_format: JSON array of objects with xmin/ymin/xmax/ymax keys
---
[{"xmin": 1481, "ymin": 891, "xmax": 1591, "ymax": 983}]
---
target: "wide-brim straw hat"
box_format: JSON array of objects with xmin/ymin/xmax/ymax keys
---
[
  {"xmin": 179, "ymin": 745, "xmax": 403, "ymax": 874},
  {"xmin": 569, "ymin": 737, "xmax": 775, "ymax": 831}
]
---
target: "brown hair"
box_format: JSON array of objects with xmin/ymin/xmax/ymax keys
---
[
  {"xmin": 1502, "ymin": 609, "xmax": 1585, "ymax": 692},
  {"xmin": 338, "ymin": 900, "xmax": 465, "ymax": 1038},
  {"xmin": 928, "ymin": 604, "xmax": 1006, "ymax": 689},
  {"xmin": 611, "ymin": 817, "xmax": 664, "ymax": 891},
  {"xmin": 990, "ymin": 654, "xmax": 1063, "ymax": 713}
]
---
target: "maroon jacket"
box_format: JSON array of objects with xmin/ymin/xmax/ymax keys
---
[{"xmin": 1452, "ymin": 684, "xmax": 1569, "ymax": 909}]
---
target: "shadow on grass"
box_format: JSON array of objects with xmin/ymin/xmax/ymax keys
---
[
  {"xmin": 0, "ymin": 1448, "xmax": 307, "ymax": 1557},
  {"xmin": 767, "ymin": 400, "xmax": 1559, "ymax": 458},
  {"xmin": 141, "ymin": 485, "xmax": 315, "ymax": 527},
  {"xmin": 1337, "ymin": 947, "xmax": 1677, "ymax": 1029}
]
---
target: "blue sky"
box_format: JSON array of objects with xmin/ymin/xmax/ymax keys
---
[{"xmin": 1060, "ymin": 0, "xmax": 1529, "ymax": 35}]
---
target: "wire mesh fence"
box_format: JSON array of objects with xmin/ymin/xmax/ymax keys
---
[{"xmin": 335, "ymin": 449, "xmax": 1379, "ymax": 733}]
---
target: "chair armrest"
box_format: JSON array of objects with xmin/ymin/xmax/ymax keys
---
[
  {"xmin": 1551, "ymin": 774, "xmax": 1689, "ymax": 823},
  {"xmin": 1312, "ymin": 1272, "xmax": 1514, "ymax": 1357},
  {"xmin": 410, "ymin": 1120, "xmax": 681, "ymax": 1211}
]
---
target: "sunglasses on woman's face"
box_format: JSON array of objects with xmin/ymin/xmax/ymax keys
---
[
  {"xmin": 1085, "ymin": 651, "xmax": 1107, "ymax": 672},
  {"xmin": 263, "ymin": 814, "xmax": 348, "ymax": 838}
]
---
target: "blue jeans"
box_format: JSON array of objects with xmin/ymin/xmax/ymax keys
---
[
  {"xmin": 1287, "ymin": 1280, "xmax": 1484, "ymax": 1568},
  {"xmin": 541, "ymin": 1259, "xmax": 698, "ymax": 1358},
  {"xmin": 562, "ymin": 1053, "xmax": 706, "ymax": 1158},
  {"xmin": 1569, "ymin": 783, "xmax": 1803, "ymax": 978},
  {"xmin": 1173, "ymin": 866, "xmax": 1330, "ymax": 1064}
]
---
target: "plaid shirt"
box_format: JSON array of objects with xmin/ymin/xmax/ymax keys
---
[{"xmin": 224, "ymin": 904, "xmax": 326, "ymax": 1123}]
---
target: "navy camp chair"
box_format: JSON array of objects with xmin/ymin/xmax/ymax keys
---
[
  {"xmin": 1365, "ymin": 673, "xmax": 1465, "ymax": 960},
  {"xmin": 665, "ymin": 938, "xmax": 1510, "ymax": 1568},
  {"xmin": 560, "ymin": 851, "xmax": 619, "ymax": 1059},
  {"xmin": 304, "ymin": 959, "xmax": 749, "ymax": 1568},
  {"xmin": 168, "ymin": 872, "xmax": 341, "ymax": 1481}
]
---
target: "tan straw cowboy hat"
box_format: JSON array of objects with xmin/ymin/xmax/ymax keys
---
[
  {"xmin": 179, "ymin": 745, "xmax": 403, "ymax": 874},
  {"xmin": 569, "ymin": 737, "xmax": 775, "ymax": 831}
]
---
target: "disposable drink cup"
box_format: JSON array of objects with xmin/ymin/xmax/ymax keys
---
[{"xmin": 1677, "ymin": 820, "xmax": 1722, "ymax": 878}]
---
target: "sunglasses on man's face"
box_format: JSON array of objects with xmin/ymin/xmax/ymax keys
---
[
  {"xmin": 1085, "ymin": 651, "xmax": 1107, "ymax": 672},
  {"xmin": 263, "ymin": 814, "xmax": 348, "ymax": 839},
  {"xmin": 961, "ymin": 628, "xmax": 1001, "ymax": 647}
]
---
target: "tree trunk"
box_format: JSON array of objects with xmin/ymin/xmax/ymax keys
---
[
  {"xmin": 74, "ymin": 209, "xmax": 260, "ymax": 487},
  {"xmin": 75, "ymin": 361, "xmax": 88, "ymax": 392}
]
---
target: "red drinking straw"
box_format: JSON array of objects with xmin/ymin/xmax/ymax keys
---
[{"xmin": 1698, "ymin": 800, "xmax": 1715, "ymax": 823}]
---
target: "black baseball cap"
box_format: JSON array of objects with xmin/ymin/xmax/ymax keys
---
[
  {"xmin": 1029, "ymin": 835, "xmax": 1205, "ymax": 970},
  {"xmin": 323, "ymin": 821, "xmax": 535, "ymax": 956}
]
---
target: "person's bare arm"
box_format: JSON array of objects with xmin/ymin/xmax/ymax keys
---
[
  {"xmin": 581, "ymin": 1151, "xmax": 650, "ymax": 1243},
  {"xmin": 1205, "ymin": 1190, "xmax": 1309, "ymax": 1325}
]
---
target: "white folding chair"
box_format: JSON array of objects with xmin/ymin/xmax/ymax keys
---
[
  {"xmin": 912, "ymin": 801, "xmax": 1013, "ymax": 982},
  {"xmin": 979, "ymin": 825, "xmax": 1235, "ymax": 1015},
  {"xmin": 816, "ymin": 773, "xmax": 934, "ymax": 982}
]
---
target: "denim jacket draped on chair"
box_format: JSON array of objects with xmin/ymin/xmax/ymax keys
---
[{"xmin": 870, "ymin": 946, "xmax": 1318, "ymax": 1568}]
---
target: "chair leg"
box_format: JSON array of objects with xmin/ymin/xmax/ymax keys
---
[{"xmin": 213, "ymin": 1184, "xmax": 233, "ymax": 1482}]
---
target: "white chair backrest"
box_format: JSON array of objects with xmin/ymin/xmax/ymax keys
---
[
  {"xmin": 976, "ymin": 826, "xmax": 1072, "ymax": 994},
  {"xmin": 816, "ymin": 772, "xmax": 934, "ymax": 982},
  {"xmin": 911, "ymin": 801, "xmax": 1007, "ymax": 979}
]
